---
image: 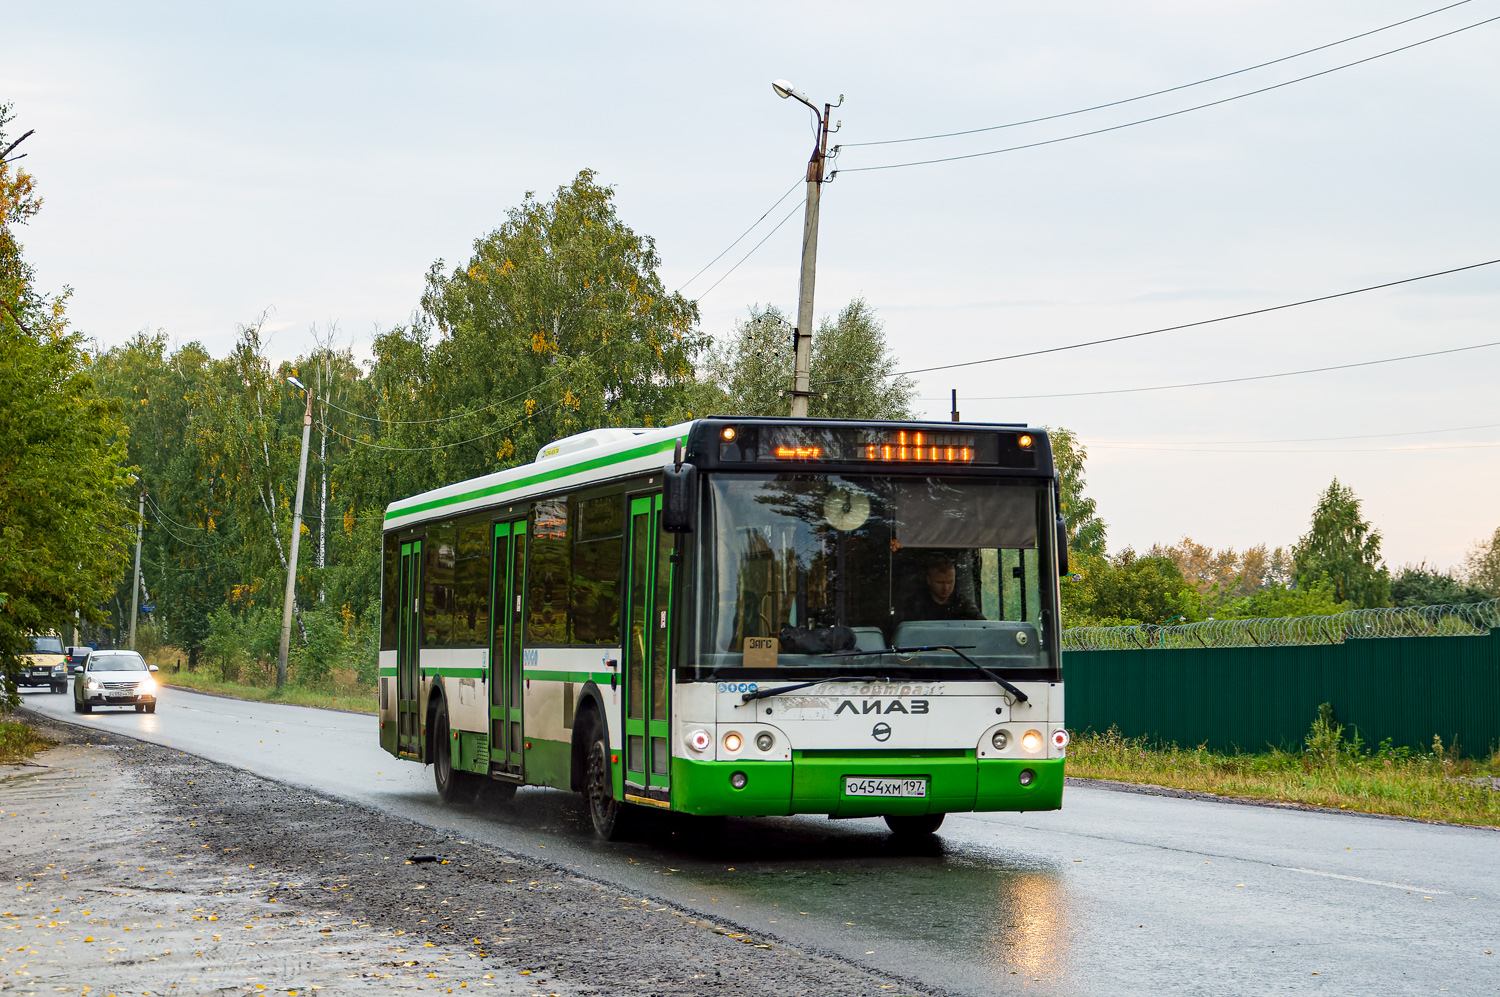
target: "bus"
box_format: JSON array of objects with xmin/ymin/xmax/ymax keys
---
[{"xmin": 378, "ymin": 417, "xmax": 1068, "ymax": 838}]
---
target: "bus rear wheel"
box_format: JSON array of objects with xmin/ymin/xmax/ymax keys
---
[
  {"xmin": 583, "ymin": 719, "xmax": 628, "ymax": 840},
  {"xmin": 432, "ymin": 700, "xmax": 481, "ymax": 805},
  {"xmin": 884, "ymin": 813, "xmax": 945, "ymax": 837}
]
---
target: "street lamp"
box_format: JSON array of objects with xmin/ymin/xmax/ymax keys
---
[
  {"xmin": 277, "ymin": 375, "xmax": 315, "ymax": 689},
  {"xmin": 771, "ymin": 79, "xmax": 839, "ymax": 418}
]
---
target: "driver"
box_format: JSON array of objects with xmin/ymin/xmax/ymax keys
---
[{"xmin": 906, "ymin": 557, "xmax": 982, "ymax": 621}]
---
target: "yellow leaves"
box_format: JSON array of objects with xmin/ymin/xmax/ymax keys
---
[
  {"xmin": 561, "ymin": 389, "xmax": 580, "ymax": 411},
  {"xmin": 495, "ymin": 438, "xmax": 515, "ymax": 461},
  {"xmin": 529, "ymin": 330, "xmax": 557, "ymax": 355},
  {"xmin": 343, "ymin": 507, "xmax": 355, "ymax": 537},
  {"xmin": 524, "ymin": 399, "xmax": 537, "ymax": 418}
]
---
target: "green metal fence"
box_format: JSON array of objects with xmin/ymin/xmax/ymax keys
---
[{"xmin": 1062, "ymin": 608, "xmax": 1500, "ymax": 757}]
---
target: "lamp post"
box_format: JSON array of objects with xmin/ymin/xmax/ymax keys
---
[
  {"xmin": 129, "ymin": 477, "xmax": 145, "ymax": 650},
  {"xmin": 277, "ymin": 375, "xmax": 315, "ymax": 689},
  {"xmin": 772, "ymin": 79, "xmax": 839, "ymax": 418}
]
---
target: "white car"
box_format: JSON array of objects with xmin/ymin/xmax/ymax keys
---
[{"xmin": 73, "ymin": 650, "xmax": 159, "ymax": 714}]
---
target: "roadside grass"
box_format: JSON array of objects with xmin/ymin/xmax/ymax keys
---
[
  {"xmin": 155, "ymin": 670, "xmax": 377, "ymax": 714},
  {"xmin": 1067, "ymin": 714, "xmax": 1500, "ymax": 828},
  {"xmin": 0, "ymin": 719, "xmax": 56, "ymax": 763}
]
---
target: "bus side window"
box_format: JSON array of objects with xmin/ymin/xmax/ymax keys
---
[
  {"xmin": 453, "ymin": 522, "xmax": 490, "ymax": 646},
  {"xmin": 381, "ymin": 532, "xmax": 399, "ymax": 651},
  {"xmin": 424, "ymin": 523, "xmax": 456, "ymax": 646},
  {"xmin": 572, "ymin": 495, "xmax": 623, "ymax": 645},
  {"xmin": 527, "ymin": 499, "xmax": 571, "ymax": 644}
]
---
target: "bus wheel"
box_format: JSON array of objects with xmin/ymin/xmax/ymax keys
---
[
  {"xmin": 583, "ymin": 720, "xmax": 628, "ymax": 840},
  {"xmin": 884, "ymin": 813, "xmax": 945, "ymax": 837},
  {"xmin": 432, "ymin": 700, "xmax": 480, "ymax": 804}
]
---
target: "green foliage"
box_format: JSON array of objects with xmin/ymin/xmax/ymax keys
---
[
  {"xmin": 1048, "ymin": 426, "xmax": 1105, "ymax": 558},
  {"xmin": 1214, "ymin": 578, "xmax": 1342, "ymax": 619},
  {"xmin": 1292, "ymin": 478, "xmax": 1391, "ymax": 608},
  {"xmin": 1389, "ymin": 563, "xmax": 1490, "ymax": 608},
  {"xmin": 701, "ymin": 298, "xmax": 915, "ymax": 419},
  {"xmin": 1462, "ymin": 527, "xmax": 1500, "ymax": 597},
  {"xmin": 1061, "ymin": 549, "xmax": 1201, "ymax": 627},
  {"xmin": 1304, "ymin": 702, "xmax": 1345, "ymax": 767},
  {"xmin": 0, "ymin": 105, "xmax": 134, "ymax": 705}
]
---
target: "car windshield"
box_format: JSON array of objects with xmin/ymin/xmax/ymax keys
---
[
  {"xmin": 30, "ymin": 636, "xmax": 63, "ymax": 654},
  {"xmin": 89, "ymin": 654, "xmax": 145, "ymax": 672},
  {"xmin": 697, "ymin": 473, "xmax": 1056, "ymax": 674}
]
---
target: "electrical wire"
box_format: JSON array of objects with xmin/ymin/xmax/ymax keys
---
[
  {"xmin": 1089, "ymin": 440, "xmax": 1500, "ymax": 454},
  {"xmin": 920, "ymin": 339, "xmax": 1500, "ymax": 402},
  {"xmin": 675, "ymin": 179, "xmax": 803, "ymax": 294},
  {"xmin": 320, "ymin": 398, "xmax": 565, "ymax": 453},
  {"xmin": 834, "ymin": 13, "xmax": 1500, "ymax": 174},
  {"xmin": 845, "ymin": 0, "xmax": 1479, "ymax": 148},
  {"xmin": 1089, "ymin": 420, "xmax": 1500, "ymax": 446},
  {"xmin": 694, "ymin": 197, "xmax": 807, "ymax": 302},
  {"xmin": 817, "ymin": 255, "xmax": 1500, "ymax": 384}
]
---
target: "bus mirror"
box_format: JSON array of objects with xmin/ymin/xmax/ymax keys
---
[
  {"xmin": 662, "ymin": 460, "xmax": 697, "ymax": 533},
  {"xmin": 1056, "ymin": 514, "xmax": 1070, "ymax": 576}
]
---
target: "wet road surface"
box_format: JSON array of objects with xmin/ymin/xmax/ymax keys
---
[{"xmin": 21, "ymin": 685, "xmax": 1500, "ymax": 995}]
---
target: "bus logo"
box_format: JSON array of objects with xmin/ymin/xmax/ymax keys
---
[
  {"xmin": 834, "ymin": 699, "xmax": 929, "ymax": 715},
  {"xmin": 871, "ymin": 722, "xmax": 892, "ymax": 742}
]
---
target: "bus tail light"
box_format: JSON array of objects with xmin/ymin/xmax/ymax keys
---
[
  {"xmin": 687, "ymin": 729, "xmax": 712, "ymax": 753},
  {"xmin": 1052, "ymin": 729, "xmax": 1070, "ymax": 749}
]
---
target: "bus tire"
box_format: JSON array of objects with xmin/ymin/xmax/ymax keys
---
[
  {"xmin": 432, "ymin": 698, "xmax": 481, "ymax": 805},
  {"xmin": 582, "ymin": 716, "xmax": 628, "ymax": 840},
  {"xmin": 884, "ymin": 813, "xmax": 945, "ymax": 837}
]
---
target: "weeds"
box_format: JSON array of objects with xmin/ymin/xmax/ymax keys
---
[
  {"xmin": 0, "ymin": 720, "xmax": 55, "ymax": 763},
  {"xmin": 1068, "ymin": 707, "xmax": 1500, "ymax": 827}
]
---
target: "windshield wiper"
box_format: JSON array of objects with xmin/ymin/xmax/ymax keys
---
[
  {"xmin": 830, "ymin": 645, "xmax": 1029, "ymax": 704},
  {"xmin": 737, "ymin": 675, "xmax": 886, "ymax": 706}
]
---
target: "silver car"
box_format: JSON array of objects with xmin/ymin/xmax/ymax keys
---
[{"xmin": 73, "ymin": 650, "xmax": 160, "ymax": 714}]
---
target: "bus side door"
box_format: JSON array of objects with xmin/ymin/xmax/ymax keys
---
[
  {"xmin": 623, "ymin": 494, "xmax": 675, "ymax": 801},
  {"xmin": 490, "ymin": 520, "xmax": 526, "ymax": 777},
  {"xmin": 396, "ymin": 539, "xmax": 423, "ymax": 758}
]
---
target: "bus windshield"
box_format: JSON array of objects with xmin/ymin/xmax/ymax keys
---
[{"xmin": 697, "ymin": 473, "xmax": 1056, "ymax": 675}]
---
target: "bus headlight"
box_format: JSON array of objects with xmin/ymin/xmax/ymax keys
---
[
  {"xmin": 991, "ymin": 730, "xmax": 1009, "ymax": 750},
  {"xmin": 722, "ymin": 731, "xmax": 743, "ymax": 753},
  {"xmin": 755, "ymin": 731, "xmax": 775, "ymax": 752},
  {"xmin": 686, "ymin": 729, "xmax": 712, "ymax": 753},
  {"xmin": 1052, "ymin": 729, "xmax": 1070, "ymax": 749},
  {"xmin": 1021, "ymin": 729, "xmax": 1043, "ymax": 753}
]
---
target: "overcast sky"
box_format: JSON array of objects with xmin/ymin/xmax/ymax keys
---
[{"xmin": 7, "ymin": 1, "xmax": 1498, "ymax": 571}]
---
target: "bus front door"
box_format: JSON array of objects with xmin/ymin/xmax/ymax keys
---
[
  {"xmin": 623, "ymin": 495, "xmax": 675, "ymax": 802},
  {"xmin": 396, "ymin": 540, "xmax": 422, "ymax": 758},
  {"xmin": 490, "ymin": 521, "xmax": 526, "ymax": 777}
]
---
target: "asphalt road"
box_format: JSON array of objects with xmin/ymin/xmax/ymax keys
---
[{"xmin": 21, "ymin": 684, "xmax": 1500, "ymax": 995}]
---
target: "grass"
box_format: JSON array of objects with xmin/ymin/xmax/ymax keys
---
[
  {"xmin": 1067, "ymin": 720, "xmax": 1500, "ymax": 828},
  {"xmin": 0, "ymin": 719, "xmax": 56, "ymax": 764},
  {"xmin": 156, "ymin": 669, "xmax": 377, "ymax": 713}
]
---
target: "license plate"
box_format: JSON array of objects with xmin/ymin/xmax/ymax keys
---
[{"xmin": 843, "ymin": 777, "xmax": 927, "ymax": 798}]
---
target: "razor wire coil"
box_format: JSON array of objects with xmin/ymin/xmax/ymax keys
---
[{"xmin": 1061, "ymin": 598, "xmax": 1500, "ymax": 651}]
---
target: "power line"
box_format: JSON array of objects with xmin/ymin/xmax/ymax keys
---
[
  {"xmin": 694, "ymin": 197, "xmax": 807, "ymax": 302},
  {"xmin": 833, "ymin": 14, "xmax": 1500, "ymax": 174},
  {"xmin": 818, "ymin": 255, "xmax": 1500, "ymax": 384},
  {"xmin": 320, "ymin": 398, "xmax": 565, "ymax": 453},
  {"xmin": 921, "ymin": 339, "xmax": 1500, "ymax": 401},
  {"xmin": 1090, "ymin": 440, "xmax": 1500, "ymax": 454},
  {"xmin": 675, "ymin": 179, "xmax": 803, "ymax": 293},
  {"xmin": 1090, "ymin": 419, "xmax": 1500, "ymax": 446},
  {"xmin": 844, "ymin": 0, "xmax": 1479, "ymax": 148}
]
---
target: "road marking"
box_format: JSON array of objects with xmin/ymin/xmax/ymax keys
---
[{"xmin": 1281, "ymin": 867, "xmax": 1449, "ymax": 894}]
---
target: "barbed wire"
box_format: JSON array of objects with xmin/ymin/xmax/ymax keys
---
[{"xmin": 1062, "ymin": 599, "xmax": 1500, "ymax": 651}]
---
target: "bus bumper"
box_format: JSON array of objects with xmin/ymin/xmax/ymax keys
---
[{"xmin": 671, "ymin": 755, "xmax": 1064, "ymax": 817}]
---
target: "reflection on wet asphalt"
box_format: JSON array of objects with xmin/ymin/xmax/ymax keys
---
[{"xmin": 21, "ymin": 686, "xmax": 1500, "ymax": 996}]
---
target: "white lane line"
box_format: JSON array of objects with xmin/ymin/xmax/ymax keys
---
[{"xmin": 1280, "ymin": 866, "xmax": 1450, "ymax": 894}]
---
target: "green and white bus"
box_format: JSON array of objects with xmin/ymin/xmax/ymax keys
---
[{"xmin": 379, "ymin": 417, "xmax": 1068, "ymax": 838}]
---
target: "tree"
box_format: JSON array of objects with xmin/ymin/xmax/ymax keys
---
[
  {"xmin": 1149, "ymin": 537, "xmax": 1293, "ymax": 615},
  {"xmin": 417, "ymin": 170, "xmax": 703, "ymax": 486},
  {"xmin": 1048, "ymin": 427, "xmax": 1105, "ymax": 558},
  {"xmin": 1060, "ymin": 549, "xmax": 1201, "ymax": 627},
  {"xmin": 1292, "ymin": 478, "xmax": 1390, "ymax": 608},
  {"xmin": 1389, "ymin": 563, "xmax": 1490, "ymax": 608},
  {"xmin": 0, "ymin": 105, "xmax": 133, "ymax": 703},
  {"xmin": 1462, "ymin": 527, "xmax": 1500, "ymax": 597},
  {"xmin": 701, "ymin": 298, "xmax": 915, "ymax": 419}
]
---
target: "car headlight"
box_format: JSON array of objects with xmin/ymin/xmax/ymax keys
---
[
  {"xmin": 52, "ymin": 665, "xmax": 66, "ymax": 675},
  {"xmin": 85, "ymin": 679, "xmax": 100, "ymax": 690},
  {"xmin": 139, "ymin": 678, "xmax": 157, "ymax": 693}
]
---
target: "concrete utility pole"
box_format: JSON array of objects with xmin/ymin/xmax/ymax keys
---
[
  {"xmin": 277, "ymin": 376, "xmax": 315, "ymax": 689},
  {"xmin": 129, "ymin": 484, "xmax": 146, "ymax": 650},
  {"xmin": 772, "ymin": 79, "xmax": 840, "ymax": 418}
]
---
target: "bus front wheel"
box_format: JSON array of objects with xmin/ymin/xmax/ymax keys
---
[
  {"xmin": 884, "ymin": 813, "xmax": 945, "ymax": 837},
  {"xmin": 432, "ymin": 699, "xmax": 481, "ymax": 805}
]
